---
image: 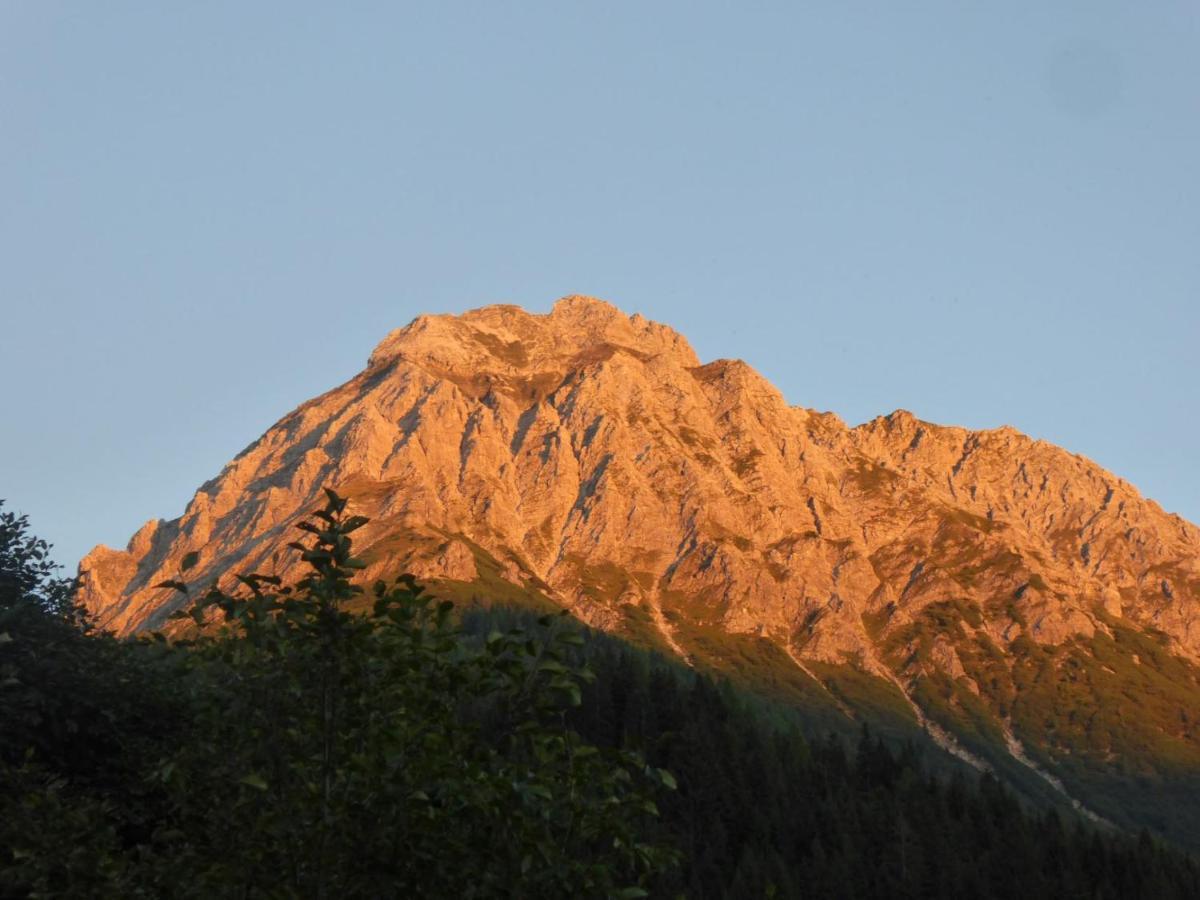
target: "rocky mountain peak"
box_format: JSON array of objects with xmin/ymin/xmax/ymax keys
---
[
  {"xmin": 80, "ymin": 297, "xmax": 1199, "ymax": 655},
  {"xmin": 76, "ymin": 296, "xmax": 1200, "ymax": 843},
  {"xmin": 367, "ymin": 295, "xmax": 700, "ymax": 376}
]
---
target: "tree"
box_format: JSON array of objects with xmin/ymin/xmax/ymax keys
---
[
  {"xmin": 0, "ymin": 501, "xmax": 76, "ymax": 619},
  {"xmin": 1, "ymin": 494, "xmax": 679, "ymax": 897},
  {"xmin": 1, "ymin": 503, "xmax": 180, "ymax": 897},
  {"xmin": 175, "ymin": 491, "xmax": 683, "ymax": 895}
]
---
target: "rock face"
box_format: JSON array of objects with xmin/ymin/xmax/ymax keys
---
[{"xmin": 79, "ymin": 296, "xmax": 1200, "ymax": 843}]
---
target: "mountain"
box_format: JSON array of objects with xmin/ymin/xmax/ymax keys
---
[{"xmin": 78, "ymin": 296, "xmax": 1200, "ymax": 845}]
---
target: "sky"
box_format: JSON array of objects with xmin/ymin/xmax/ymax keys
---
[{"xmin": 1, "ymin": 2, "xmax": 1197, "ymax": 569}]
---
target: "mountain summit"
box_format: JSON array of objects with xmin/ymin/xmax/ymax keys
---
[{"xmin": 79, "ymin": 296, "xmax": 1200, "ymax": 844}]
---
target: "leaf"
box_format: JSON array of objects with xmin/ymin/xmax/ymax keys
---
[
  {"xmin": 180, "ymin": 551, "xmax": 200, "ymax": 572},
  {"xmin": 238, "ymin": 773, "xmax": 269, "ymax": 791},
  {"xmin": 550, "ymin": 676, "xmax": 582, "ymax": 707},
  {"xmin": 154, "ymin": 579, "xmax": 189, "ymax": 594},
  {"xmin": 657, "ymin": 768, "xmax": 677, "ymax": 790}
]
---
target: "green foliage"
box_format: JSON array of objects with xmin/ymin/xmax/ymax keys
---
[
  {"xmin": 1, "ymin": 505, "xmax": 186, "ymax": 898},
  {"xmin": 0, "ymin": 500, "xmax": 77, "ymax": 621},
  {"xmin": 1, "ymin": 495, "xmax": 676, "ymax": 897}
]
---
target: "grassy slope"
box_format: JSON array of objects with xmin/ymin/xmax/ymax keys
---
[{"xmin": 879, "ymin": 595, "xmax": 1200, "ymax": 848}]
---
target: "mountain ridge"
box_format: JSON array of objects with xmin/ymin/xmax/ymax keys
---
[{"xmin": 77, "ymin": 295, "xmax": 1200, "ymax": 844}]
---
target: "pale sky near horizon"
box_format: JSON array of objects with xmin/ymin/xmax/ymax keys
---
[{"xmin": 2, "ymin": 2, "xmax": 1198, "ymax": 569}]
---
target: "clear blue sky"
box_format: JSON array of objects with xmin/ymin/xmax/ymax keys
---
[{"xmin": 2, "ymin": 2, "xmax": 1197, "ymax": 569}]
